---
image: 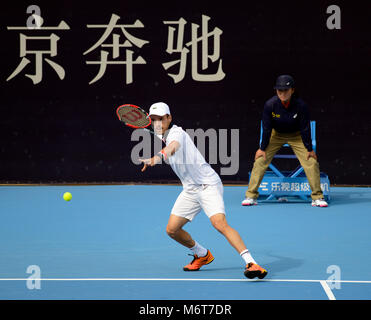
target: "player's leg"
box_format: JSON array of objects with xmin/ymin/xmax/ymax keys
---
[
  {"xmin": 166, "ymin": 214, "xmax": 194, "ymax": 248},
  {"xmin": 201, "ymin": 184, "xmax": 244, "ymax": 252},
  {"xmin": 209, "ymin": 213, "xmax": 246, "ymax": 253},
  {"xmin": 208, "ymin": 213, "xmax": 267, "ymax": 279},
  {"xmin": 244, "ymin": 130, "xmax": 285, "ymax": 202},
  {"xmin": 288, "ymin": 133, "xmax": 327, "ymax": 206},
  {"xmin": 201, "ymin": 183, "xmax": 268, "ymax": 279},
  {"xmin": 168, "ymin": 189, "xmax": 213, "ymax": 271}
]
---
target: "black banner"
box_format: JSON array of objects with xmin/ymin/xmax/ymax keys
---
[{"xmin": 0, "ymin": 1, "xmax": 369, "ymax": 184}]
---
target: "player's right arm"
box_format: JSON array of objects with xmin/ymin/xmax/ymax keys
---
[
  {"xmin": 139, "ymin": 140, "xmax": 180, "ymax": 172},
  {"xmin": 162, "ymin": 140, "xmax": 180, "ymax": 158}
]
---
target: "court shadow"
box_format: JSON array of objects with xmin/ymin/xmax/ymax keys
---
[
  {"xmin": 262, "ymin": 253, "xmax": 304, "ymax": 277},
  {"xmin": 201, "ymin": 266, "xmax": 242, "ymax": 272},
  {"xmin": 328, "ymin": 192, "xmax": 371, "ymax": 206},
  {"xmin": 193, "ymin": 252, "xmax": 304, "ymax": 276},
  {"xmin": 259, "ymin": 201, "xmax": 311, "ymax": 205}
]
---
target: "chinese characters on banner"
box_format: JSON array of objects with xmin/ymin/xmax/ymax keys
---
[
  {"xmin": 268, "ymin": 182, "xmax": 329, "ymax": 192},
  {"xmin": 7, "ymin": 20, "xmax": 70, "ymax": 84},
  {"xmin": 83, "ymin": 14, "xmax": 149, "ymax": 85},
  {"xmin": 6, "ymin": 13, "xmax": 225, "ymax": 85},
  {"xmin": 163, "ymin": 15, "xmax": 225, "ymax": 83}
]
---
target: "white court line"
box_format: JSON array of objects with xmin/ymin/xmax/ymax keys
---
[
  {"xmin": 320, "ymin": 281, "xmax": 336, "ymax": 300},
  {"xmin": 0, "ymin": 278, "xmax": 370, "ymax": 283},
  {"xmin": 1, "ymin": 277, "xmax": 369, "ymax": 300}
]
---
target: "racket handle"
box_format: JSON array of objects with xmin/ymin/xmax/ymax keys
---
[{"xmin": 143, "ymin": 128, "xmax": 165, "ymax": 142}]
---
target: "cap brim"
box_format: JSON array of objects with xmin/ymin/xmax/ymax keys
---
[
  {"xmin": 274, "ymin": 85, "xmax": 292, "ymax": 90},
  {"xmin": 149, "ymin": 112, "xmax": 167, "ymax": 117}
]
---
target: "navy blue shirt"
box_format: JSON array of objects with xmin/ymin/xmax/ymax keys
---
[{"xmin": 260, "ymin": 95, "xmax": 313, "ymax": 152}]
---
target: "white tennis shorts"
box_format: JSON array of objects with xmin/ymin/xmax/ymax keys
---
[{"xmin": 171, "ymin": 182, "xmax": 226, "ymax": 221}]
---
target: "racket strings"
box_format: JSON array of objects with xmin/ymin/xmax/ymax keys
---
[{"xmin": 117, "ymin": 105, "xmax": 151, "ymax": 128}]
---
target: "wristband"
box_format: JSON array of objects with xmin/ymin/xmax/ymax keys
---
[{"xmin": 157, "ymin": 150, "xmax": 168, "ymax": 160}]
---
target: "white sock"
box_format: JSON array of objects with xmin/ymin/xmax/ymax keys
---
[
  {"xmin": 240, "ymin": 249, "xmax": 257, "ymax": 264},
  {"xmin": 190, "ymin": 241, "xmax": 208, "ymax": 257}
]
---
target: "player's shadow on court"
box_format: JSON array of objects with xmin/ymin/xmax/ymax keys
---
[
  {"xmin": 261, "ymin": 253, "xmax": 304, "ymax": 277},
  {"xmin": 192, "ymin": 253, "xmax": 303, "ymax": 275},
  {"xmin": 201, "ymin": 266, "xmax": 242, "ymax": 272}
]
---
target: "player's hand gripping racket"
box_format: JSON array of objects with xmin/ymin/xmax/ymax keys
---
[{"xmin": 116, "ymin": 104, "xmax": 164, "ymax": 142}]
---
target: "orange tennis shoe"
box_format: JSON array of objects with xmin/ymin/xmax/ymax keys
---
[
  {"xmin": 244, "ymin": 262, "xmax": 268, "ymax": 279},
  {"xmin": 183, "ymin": 250, "xmax": 214, "ymax": 271}
]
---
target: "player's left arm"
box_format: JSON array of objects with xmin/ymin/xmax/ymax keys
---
[{"xmin": 139, "ymin": 140, "xmax": 180, "ymax": 172}]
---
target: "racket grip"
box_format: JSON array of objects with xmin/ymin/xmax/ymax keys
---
[{"xmin": 143, "ymin": 128, "xmax": 165, "ymax": 142}]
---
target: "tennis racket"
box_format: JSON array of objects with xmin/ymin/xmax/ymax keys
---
[{"xmin": 116, "ymin": 104, "xmax": 164, "ymax": 142}]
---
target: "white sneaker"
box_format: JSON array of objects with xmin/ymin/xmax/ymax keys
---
[
  {"xmin": 311, "ymin": 198, "xmax": 328, "ymax": 207},
  {"xmin": 242, "ymin": 198, "xmax": 258, "ymax": 206}
]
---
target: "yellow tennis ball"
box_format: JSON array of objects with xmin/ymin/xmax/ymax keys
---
[{"xmin": 63, "ymin": 192, "xmax": 72, "ymax": 201}]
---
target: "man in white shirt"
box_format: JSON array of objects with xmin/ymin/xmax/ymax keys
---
[{"xmin": 139, "ymin": 102, "xmax": 268, "ymax": 279}]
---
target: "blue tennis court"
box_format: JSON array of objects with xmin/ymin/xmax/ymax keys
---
[{"xmin": 0, "ymin": 185, "xmax": 370, "ymax": 300}]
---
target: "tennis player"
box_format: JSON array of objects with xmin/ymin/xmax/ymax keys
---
[
  {"xmin": 242, "ymin": 75, "xmax": 328, "ymax": 207},
  {"xmin": 139, "ymin": 102, "xmax": 267, "ymax": 279}
]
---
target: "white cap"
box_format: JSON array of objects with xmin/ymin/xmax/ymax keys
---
[{"xmin": 149, "ymin": 102, "xmax": 171, "ymax": 116}]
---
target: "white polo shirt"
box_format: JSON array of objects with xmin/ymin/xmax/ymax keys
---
[{"xmin": 164, "ymin": 125, "xmax": 221, "ymax": 190}]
